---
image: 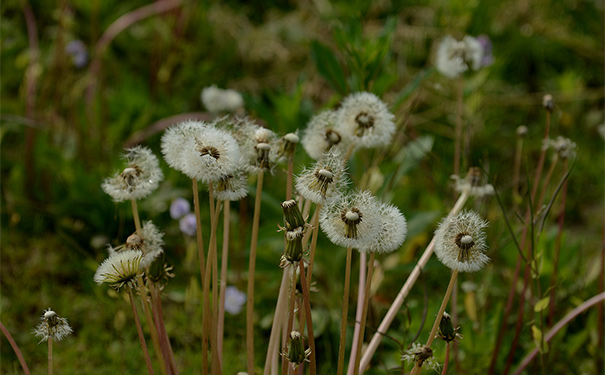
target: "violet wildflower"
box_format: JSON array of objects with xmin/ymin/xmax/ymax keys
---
[
  {"xmin": 170, "ymin": 198, "xmax": 191, "ymax": 219},
  {"xmin": 179, "ymin": 213, "xmax": 197, "ymax": 237},
  {"xmin": 224, "ymin": 286, "xmax": 246, "ymax": 315},
  {"xmin": 65, "ymin": 40, "xmax": 88, "ymax": 68}
]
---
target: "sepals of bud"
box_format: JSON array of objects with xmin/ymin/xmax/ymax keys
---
[{"xmin": 281, "ymin": 200, "xmax": 305, "ymax": 230}]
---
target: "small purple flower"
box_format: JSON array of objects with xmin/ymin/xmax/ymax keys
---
[
  {"xmin": 224, "ymin": 286, "xmax": 246, "ymax": 315},
  {"xmin": 179, "ymin": 213, "xmax": 197, "ymax": 236},
  {"xmin": 65, "ymin": 40, "xmax": 88, "ymax": 68},
  {"xmin": 170, "ymin": 198, "xmax": 191, "ymax": 219},
  {"xmin": 476, "ymin": 35, "xmax": 494, "ymax": 67}
]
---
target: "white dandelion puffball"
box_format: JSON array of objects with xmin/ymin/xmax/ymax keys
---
[
  {"xmin": 201, "ymin": 85, "xmax": 244, "ymax": 113},
  {"xmin": 436, "ymin": 35, "xmax": 484, "ymax": 78},
  {"xmin": 360, "ymin": 202, "xmax": 407, "ymax": 253},
  {"xmin": 319, "ymin": 190, "xmax": 381, "ymax": 250},
  {"xmin": 137, "ymin": 221, "xmax": 165, "ymax": 269},
  {"xmin": 94, "ymin": 250, "xmax": 144, "ymax": 290},
  {"xmin": 295, "ymin": 148, "xmax": 348, "ymax": 204},
  {"xmin": 212, "ymin": 169, "xmax": 249, "ymax": 201},
  {"xmin": 161, "ymin": 120, "xmax": 207, "ymax": 172},
  {"xmin": 301, "ymin": 110, "xmax": 350, "ymax": 160},
  {"xmin": 434, "ymin": 210, "xmax": 489, "ymax": 272},
  {"xmin": 102, "ymin": 146, "xmax": 163, "ymax": 202},
  {"xmin": 235, "ymin": 118, "xmax": 280, "ymax": 173},
  {"xmin": 33, "ymin": 309, "xmax": 73, "ymax": 343},
  {"xmin": 336, "ymin": 92, "xmax": 396, "ymax": 150}
]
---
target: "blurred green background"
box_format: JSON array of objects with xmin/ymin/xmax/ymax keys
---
[{"xmin": 1, "ymin": 0, "xmax": 603, "ymax": 374}]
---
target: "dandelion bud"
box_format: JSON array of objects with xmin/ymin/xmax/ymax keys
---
[
  {"xmin": 516, "ymin": 125, "xmax": 528, "ymax": 138},
  {"xmin": 283, "ymin": 331, "xmax": 311, "ymax": 369},
  {"xmin": 438, "ymin": 312, "xmax": 461, "ymax": 343},
  {"xmin": 282, "ymin": 227, "xmax": 305, "ymax": 265},
  {"xmin": 542, "ymin": 94, "xmax": 554, "ymax": 112},
  {"xmin": 147, "ymin": 251, "xmax": 167, "ymax": 283},
  {"xmin": 281, "ymin": 200, "xmax": 305, "ymax": 230}
]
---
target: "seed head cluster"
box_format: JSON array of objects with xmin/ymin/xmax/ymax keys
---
[
  {"xmin": 436, "ymin": 35, "xmax": 484, "ymax": 78},
  {"xmin": 33, "ymin": 309, "xmax": 73, "ymax": 344}
]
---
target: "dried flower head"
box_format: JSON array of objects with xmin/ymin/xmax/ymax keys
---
[
  {"xmin": 201, "ymin": 85, "xmax": 244, "ymax": 113},
  {"xmin": 212, "ymin": 170, "xmax": 249, "ymax": 201},
  {"xmin": 402, "ymin": 342, "xmax": 440, "ymax": 372},
  {"xmin": 301, "ymin": 110, "xmax": 350, "ymax": 159},
  {"xmin": 360, "ymin": 202, "xmax": 407, "ymax": 253},
  {"xmin": 434, "ymin": 210, "xmax": 489, "ymax": 272},
  {"xmin": 235, "ymin": 118, "xmax": 280, "ymax": 172},
  {"xmin": 94, "ymin": 250, "xmax": 143, "ymax": 291},
  {"xmin": 337, "ymin": 92, "xmax": 396, "ymax": 149},
  {"xmin": 276, "ymin": 132, "xmax": 300, "ymax": 159},
  {"xmin": 319, "ymin": 190, "xmax": 380, "ymax": 249},
  {"xmin": 102, "ymin": 146, "xmax": 163, "ymax": 202},
  {"xmin": 436, "ymin": 35, "xmax": 483, "ymax": 78},
  {"xmin": 451, "ymin": 167, "xmax": 494, "ymax": 197},
  {"xmin": 544, "ymin": 136, "xmax": 577, "ymax": 160},
  {"xmin": 33, "ymin": 309, "xmax": 73, "ymax": 343},
  {"xmin": 295, "ymin": 149, "xmax": 348, "ymax": 204}
]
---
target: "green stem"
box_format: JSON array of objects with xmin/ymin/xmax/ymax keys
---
[
  {"xmin": 336, "ymin": 246, "xmax": 353, "ymax": 375},
  {"xmin": 247, "ymin": 170, "xmax": 265, "ymax": 375},
  {"xmin": 128, "ymin": 288, "xmax": 155, "ymax": 375}
]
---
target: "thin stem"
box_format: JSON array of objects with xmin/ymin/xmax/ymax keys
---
[
  {"xmin": 139, "ymin": 280, "xmax": 166, "ymax": 375},
  {"xmin": 359, "ymin": 190, "xmax": 470, "ymax": 370},
  {"xmin": 441, "ymin": 343, "xmax": 451, "ymax": 375},
  {"xmin": 513, "ymin": 136, "xmax": 524, "ymax": 216},
  {"xmin": 410, "ymin": 269, "xmax": 459, "ymax": 375},
  {"xmin": 192, "ymin": 178, "xmax": 206, "ymax": 286},
  {"xmin": 353, "ymin": 252, "xmax": 375, "ymax": 375},
  {"xmin": 282, "ymin": 265, "xmax": 298, "ymax": 375},
  {"xmin": 48, "ymin": 338, "xmax": 53, "ymax": 375},
  {"xmin": 247, "ymin": 170, "xmax": 265, "ymax": 375},
  {"xmin": 218, "ymin": 201, "xmax": 231, "ymax": 360},
  {"xmin": 306, "ymin": 206, "xmax": 322, "ymax": 291},
  {"xmin": 286, "ymin": 154, "xmax": 294, "ymax": 200},
  {"xmin": 151, "ymin": 283, "xmax": 178, "ymax": 375},
  {"xmin": 264, "ymin": 270, "xmax": 290, "ymax": 375},
  {"xmin": 336, "ymin": 246, "xmax": 353, "ymax": 375},
  {"xmin": 131, "ymin": 199, "xmax": 143, "ymax": 236},
  {"xmin": 511, "ymin": 292, "xmax": 605, "ymax": 375},
  {"xmin": 344, "ymin": 144, "xmax": 356, "ymax": 161},
  {"xmin": 454, "ymin": 77, "xmax": 463, "ymax": 176},
  {"xmin": 209, "ymin": 188, "xmax": 222, "ymax": 375},
  {"xmin": 0, "ymin": 321, "xmax": 32, "ymax": 375},
  {"xmin": 128, "ymin": 288, "xmax": 155, "ymax": 375},
  {"xmin": 348, "ymin": 251, "xmax": 367, "ymax": 375},
  {"xmin": 299, "ymin": 260, "xmax": 317, "ymax": 375}
]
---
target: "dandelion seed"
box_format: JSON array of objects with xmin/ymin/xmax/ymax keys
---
[
  {"xmin": 211, "ymin": 170, "xmax": 249, "ymax": 201},
  {"xmin": 170, "ymin": 198, "xmax": 191, "ymax": 219},
  {"xmin": 33, "ymin": 309, "xmax": 73, "ymax": 344},
  {"xmin": 224, "ymin": 286, "xmax": 246, "ymax": 315},
  {"xmin": 295, "ymin": 149, "xmax": 348, "ymax": 204},
  {"xmin": 436, "ymin": 35, "xmax": 483, "ymax": 78},
  {"xmin": 101, "ymin": 146, "xmax": 163, "ymax": 202},
  {"xmin": 94, "ymin": 250, "xmax": 143, "ymax": 291},
  {"xmin": 360, "ymin": 202, "xmax": 407, "ymax": 253},
  {"xmin": 319, "ymin": 190, "xmax": 381, "ymax": 250},
  {"xmin": 337, "ymin": 92, "xmax": 396, "ymax": 149},
  {"xmin": 301, "ymin": 110, "xmax": 349, "ymax": 159},
  {"xmin": 434, "ymin": 210, "xmax": 489, "ymax": 272},
  {"xmin": 201, "ymin": 85, "xmax": 244, "ymax": 113}
]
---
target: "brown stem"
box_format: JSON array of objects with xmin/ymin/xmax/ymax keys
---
[
  {"xmin": 0, "ymin": 321, "xmax": 32, "ymax": 375},
  {"xmin": 151, "ymin": 283, "xmax": 178, "ymax": 375},
  {"xmin": 247, "ymin": 170, "xmax": 265, "ymax": 375},
  {"xmin": 139, "ymin": 280, "xmax": 166, "ymax": 375},
  {"xmin": 454, "ymin": 78, "xmax": 463, "ymax": 176},
  {"xmin": 511, "ymin": 292, "xmax": 605, "ymax": 375},
  {"xmin": 286, "ymin": 154, "xmax": 294, "ymax": 201},
  {"xmin": 48, "ymin": 337, "xmax": 53, "ymax": 375},
  {"xmin": 353, "ymin": 252, "xmax": 375, "ymax": 375},
  {"xmin": 264, "ymin": 269, "xmax": 289, "ymax": 375},
  {"xmin": 348, "ymin": 251, "xmax": 366, "ymax": 375},
  {"xmin": 306, "ymin": 206, "xmax": 322, "ymax": 291},
  {"xmin": 218, "ymin": 202, "xmax": 231, "ymax": 360},
  {"xmin": 128, "ymin": 288, "xmax": 156, "ymax": 375},
  {"xmin": 282, "ymin": 265, "xmax": 298, "ymax": 375},
  {"xmin": 513, "ymin": 137, "xmax": 525, "ymax": 211},
  {"xmin": 192, "ymin": 178, "xmax": 206, "ymax": 285},
  {"xmin": 131, "ymin": 199, "xmax": 143, "ymax": 237},
  {"xmin": 299, "ymin": 260, "xmax": 317, "ymax": 375},
  {"xmin": 337, "ymin": 246, "xmax": 353, "ymax": 375},
  {"xmin": 441, "ymin": 343, "xmax": 451, "ymax": 375}
]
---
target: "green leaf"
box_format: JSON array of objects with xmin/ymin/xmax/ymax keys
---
[
  {"xmin": 534, "ymin": 296, "xmax": 550, "ymax": 312},
  {"xmin": 310, "ymin": 40, "xmax": 347, "ymax": 95}
]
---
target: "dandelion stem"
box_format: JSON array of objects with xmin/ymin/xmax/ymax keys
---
[
  {"xmin": 306, "ymin": 206, "xmax": 321, "ymax": 291},
  {"xmin": 359, "ymin": 190, "xmax": 470, "ymax": 371},
  {"xmin": 513, "ymin": 136, "xmax": 525, "ymax": 210},
  {"xmin": 348, "ymin": 251, "xmax": 366, "ymax": 375},
  {"xmin": 282, "ymin": 265, "xmax": 297, "ymax": 375},
  {"xmin": 48, "ymin": 337, "xmax": 53, "ymax": 375},
  {"xmin": 286, "ymin": 153, "xmax": 294, "ymax": 201},
  {"xmin": 192, "ymin": 178, "xmax": 206, "ymax": 286},
  {"xmin": 353, "ymin": 252, "xmax": 375, "ymax": 375},
  {"xmin": 299, "ymin": 260, "xmax": 317, "ymax": 375},
  {"xmin": 337, "ymin": 246, "xmax": 353, "ymax": 375},
  {"xmin": 131, "ymin": 198, "xmax": 143, "ymax": 236},
  {"xmin": 139, "ymin": 280, "xmax": 166, "ymax": 375},
  {"xmin": 454, "ymin": 77, "xmax": 464, "ymax": 176},
  {"xmin": 0, "ymin": 321, "xmax": 32, "ymax": 375},
  {"xmin": 410, "ymin": 269, "xmax": 459, "ymax": 375},
  {"xmin": 247, "ymin": 170, "xmax": 265, "ymax": 375},
  {"xmin": 209, "ymin": 187, "xmax": 222, "ymax": 375},
  {"xmin": 151, "ymin": 283, "xmax": 178, "ymax": 375},
  {"xmin": 217, "ymin": 201, "xmax": 230, "ymax": 361},
  {"xmin": 128, "ymin": 288, "xmax": 155, "ymax": 375},
  {"xmin": 264, "ymin": 269, "xmax": 289, "ymax": 375},
  {"xmin": 441, "ymin": 343, "xmax": 451, "ymax": 375}
]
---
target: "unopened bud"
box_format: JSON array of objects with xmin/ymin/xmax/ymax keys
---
[{"xmin": 282, "ymin": 200, "xmax": 305, "ymax": 230}]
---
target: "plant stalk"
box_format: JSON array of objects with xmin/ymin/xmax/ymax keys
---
[
  {"xmin": 336, "ymin": 246, "xmax": 353, "ymax": 375},
  {"xmin": 353, "ymin": 252, "xmax": 375, "ymax": 375},
  {"xmin": 299, "ymin": 260, "xmax": 317, "ymax": 375},
  {"xmin": 218, "ymin": 201, "xmax": 231, "ymax": 360},
  {"xmin": 0, "ymin": 321, "xmax": 32, "ymax": 375},
  {"xmin": 348, "ymin": 251, "xmax": 366, "ymax": 375},
  {"xmin": 128, "ymin": 288, "xmax": 155, "ymax": 375}
]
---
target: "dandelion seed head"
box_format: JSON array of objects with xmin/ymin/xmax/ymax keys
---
[
  {"xmin": 295, "ymin": 149, "xmax": 348, "ymax": 204},
  {"xmin": 337, "ymin": 92, "xmax": 395, "ymax": 149},
  {"xmin": 94, "ymin": 250, "xmax": 143, "ymax": 291},
  {"xmin": 235, "ymin": 118, "xmax": 280, "ymax": 172},
  {"xmin": 451, "ymin": 168, "xmax": 494, "ymax": 197},
  {"xmin": 436, "ymin": 35, "xmax": 484, "ymax": 78},
  {"xmin": 360, "ymin": 202, "xmax": 407, "ymax": 254},
  {"xmin": 212, "ymin": 170, "xmax": 249, "ymax": 201},
  {"xmin": 34, "ymin": 308, "xmax": 73, "ymax": 344},
  {"xmin": 434, "ymin": 210, "xmax": 489, "ymax": 272},
  {"xmin": 301, "ymin": 110, "xmax": 350, "ymax": 159},
  {"xmin": 102, "ymin": 146, "xmax": 163, "ymax": 202},
  {"xmin": 402, "ymin": 343, "xmax": 440, "ymax": 372},
  {"xmin": 201, "ymin": 85, "xmax": 244, "ymax": 113}
]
